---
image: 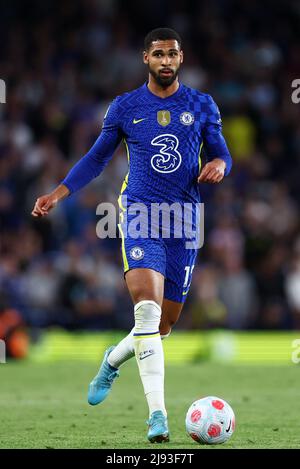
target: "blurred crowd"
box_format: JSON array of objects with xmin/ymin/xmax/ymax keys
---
[{"xmin": 1, "ymin": 0, "xmax": 300, "ymax": 337}]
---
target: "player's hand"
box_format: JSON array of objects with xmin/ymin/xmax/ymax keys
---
[
  {"xmin": 31, "ymin": 194, "xmax": 58, "ymax": 217},
  {"xmin": 31, "ymin": 184, "xmax": 70, "ymax": 217},
  {"xmin": 197, "ymin": 158, "xmax": 226, "ymax": 184}
]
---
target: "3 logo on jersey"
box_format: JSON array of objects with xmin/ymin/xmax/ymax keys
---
[{"xmin": 151, "ymin": 134, "xmax": 182, "ymax": 173}]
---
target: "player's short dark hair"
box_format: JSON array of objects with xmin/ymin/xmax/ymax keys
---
[{"xmin": 144, "ymin": 28, "xmax": 182, "ymax": 51}]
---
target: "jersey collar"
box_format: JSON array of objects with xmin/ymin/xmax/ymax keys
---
[{"xmin": 143, "ymin": 81, "xmax": 183, "ymax": 101}]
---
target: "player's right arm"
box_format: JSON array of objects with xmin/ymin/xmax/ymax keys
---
[
  {"xmin": 31, "ymin": 98, "xmax": 122, "ymax": 217},
  {"xmin": 198, "ymin": 95, "xmax": 232, "ymax": 184}
]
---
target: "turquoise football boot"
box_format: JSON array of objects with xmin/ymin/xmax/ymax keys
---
[
  {"xmin": 147, "ymin": 410, "xmax": 170, "ymax": 443},
  {"xmin": 88, "ymin": 346, "xmax": 119, "ymax": 405}
]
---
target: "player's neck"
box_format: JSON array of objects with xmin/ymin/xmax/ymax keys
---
[{"xmin": 147, "ymin": 76, "xmax": 180, "ymax": 99}]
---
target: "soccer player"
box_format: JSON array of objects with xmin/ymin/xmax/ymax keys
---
[{"xmin": 32, "ymin": 28, "xmax": 232, "ymax": 443}]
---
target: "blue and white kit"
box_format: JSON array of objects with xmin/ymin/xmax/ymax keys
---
[{"xmin": 62, "ymin": 82, "xmax": 232, "ymax": 303}]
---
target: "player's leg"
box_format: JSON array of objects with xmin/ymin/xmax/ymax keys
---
[
  {"xmin": 103, "ymin": 298, "xmax": 183, "ymax": 370},
  {"xmin": 106, "ymin": 234, "xmax": 168, "ymax": 418},
  {"xmin": 102, "ymin": 298, "xmax": 182, "ymax": 372},
  {"xmin": 160, "ymin": 298, "xmax": 184, "ymax": 336},
  {"xmin": 87, "ymin": 296, "xmax": 181, "ymax": 407},
  {"xmin": 105, "ymin": 268, "xmax": 165, "ymax": 369},
  {"xmin": 125, "ymin": 267, "xmax": 164, "ymax": 304},
  {"xmin": 88, "ymin": 234, "xmax": 168, "ymax": 441},
  {"xmin": 135, "ymin": 297, "xmax": 183, "ymax": 441},
  {"xmin": 88, "ymin": 237, "xmax": 167, "ymax": 412},
  {"xmin": 125, "ymin": 268, "xmax": 169, "ymax": 442},
  {"xmin": 88, "ymin": 240, "xmax": 195, "ymax": 409},
  {"xmin": 105, "ymin": 264, "xmax": 164, "ymax": 370}
]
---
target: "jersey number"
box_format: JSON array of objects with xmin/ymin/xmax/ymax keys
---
[{"xmin": 183, "ymin": 265, "xmax": 195, "ymax": 288}]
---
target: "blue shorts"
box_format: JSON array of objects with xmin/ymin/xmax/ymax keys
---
[{"xmin": 118, "ymin": 231, "xmax": 198, "ymax": 304}]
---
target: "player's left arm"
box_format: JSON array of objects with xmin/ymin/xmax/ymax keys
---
[
  {"xmin": 61, "ymin": 98, "xmax": 123, "ymax": 194},
  {"xmin": 32, "ymin": 98, "xmax": 123, "ymax": 217},
  {"xmin": 198, "ymin": 95, "xmax": 232, "ymax": 184}
]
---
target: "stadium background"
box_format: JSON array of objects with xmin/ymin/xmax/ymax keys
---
[{"xmin": 1, "ymin": 0, "xmax": 300, "ymax": 450}]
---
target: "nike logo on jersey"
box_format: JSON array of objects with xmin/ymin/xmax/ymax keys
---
[{"xmin": 133, "ymin": 118, "xmax": 147, "ymax": 124}]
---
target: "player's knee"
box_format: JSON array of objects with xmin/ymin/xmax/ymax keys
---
[
  {"xmin": 134, "ymin": 300, "xmax": 162, "ymax": 334},
  {"xmin": 128, "ymin": 283, "xmax": 162, "ymax": 306}
]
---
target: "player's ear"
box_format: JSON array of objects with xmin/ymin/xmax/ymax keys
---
[
  {"xmin": 143, "ymin": 51, "xmax": 149, "ymax": 65},
  {"xmin": 180, "ymin": 50, "xmax": 184, "ymax": 64}
]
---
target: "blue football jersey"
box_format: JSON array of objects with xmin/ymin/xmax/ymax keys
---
[{"xmin": 62, "ymin": 82, "xmax": 232, "ymax": 206}]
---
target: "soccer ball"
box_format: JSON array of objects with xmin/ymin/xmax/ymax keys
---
[{"xmin": 185, "ymin": 396, "xmax": 235, "ymax": 445}]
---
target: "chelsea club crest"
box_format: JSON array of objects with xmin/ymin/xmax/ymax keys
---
[
  {"xmin": 180, "ymin": 112, "xmax": 194, "ymax": 126},
  {"xmin": 130, "ymin": 247, "xmax": 145, "ymax": 260}
]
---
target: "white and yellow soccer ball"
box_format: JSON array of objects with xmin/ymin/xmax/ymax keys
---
[{"xmin": 185, "ymin": 396, "xmax": 235, "ymax": 445}]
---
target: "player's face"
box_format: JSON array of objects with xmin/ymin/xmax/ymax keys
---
[{"xmin": 143, "ymin": 39, "xmax": 183, "ymax": 88}]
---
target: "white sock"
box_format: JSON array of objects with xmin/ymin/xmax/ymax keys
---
[
  {"xmin": 108, "ymin": 328, "xmax": 171, "ymax": 369},
  {"xmin": 108, "ymin": 328, "xmax": 135, "ymax": 368},
  {"xmin": 133, "ymin": 300, "xmax": 166, "ymax": 417}
]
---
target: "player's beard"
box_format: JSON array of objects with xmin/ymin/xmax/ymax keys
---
[{"xmin": 149, "ymin": 65, "xmax": 179, "ymax": 88}]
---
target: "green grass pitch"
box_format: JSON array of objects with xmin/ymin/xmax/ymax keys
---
[{"xmin": 0, "ymin": 359, "xmax": 299, "ymax": 449}]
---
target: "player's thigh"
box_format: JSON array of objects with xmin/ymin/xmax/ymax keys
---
[
  {"xmin": 125, "ymin": 268, "xmax": 164, "ymax": 306},
  {"xmin": 160, "ymin": 298, "xmax": 184, "ymax": 335}
]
